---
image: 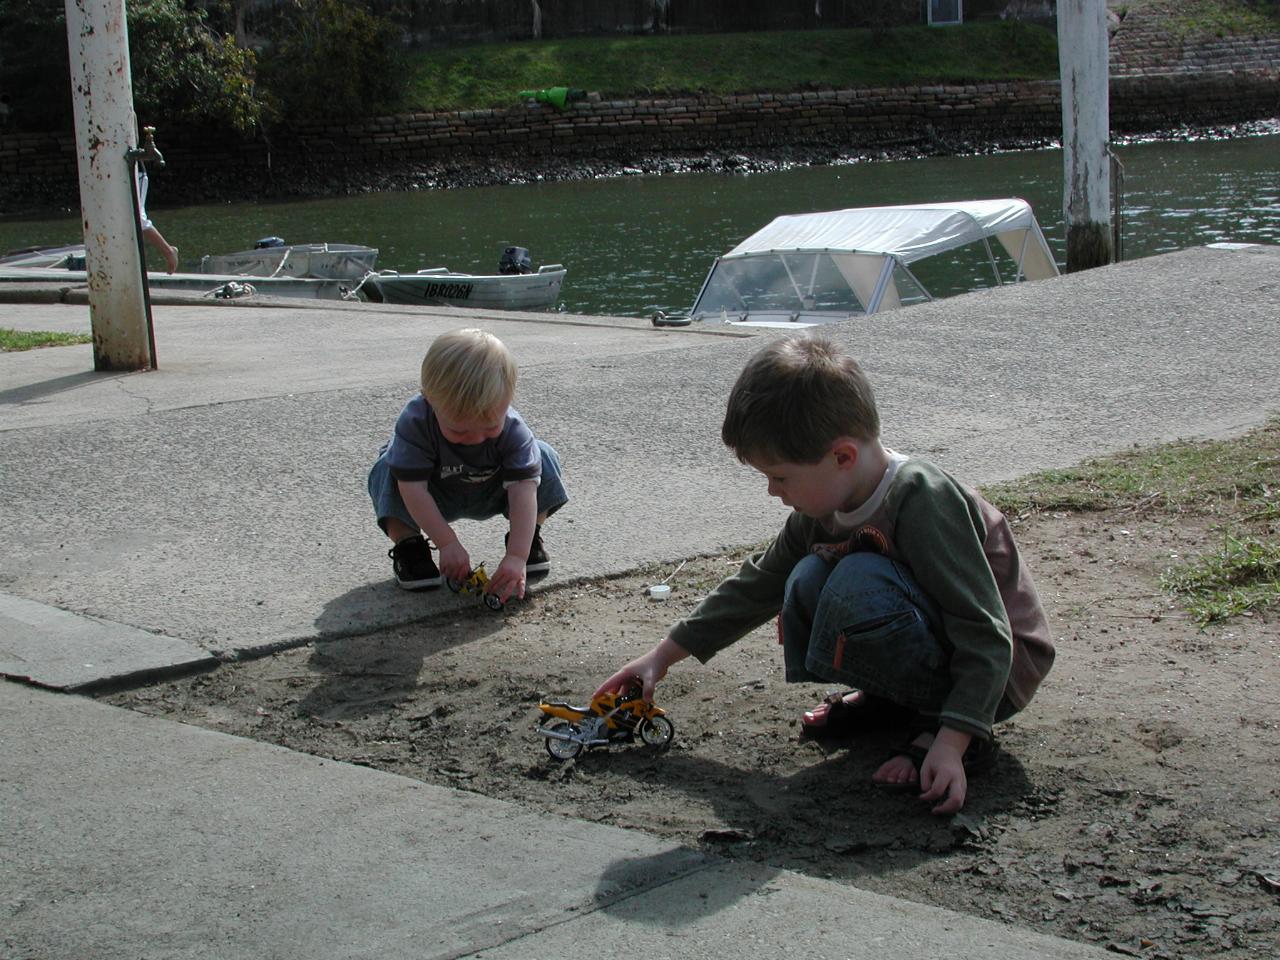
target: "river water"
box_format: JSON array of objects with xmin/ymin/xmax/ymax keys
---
[{"xmin": 2, "ymin": 130, "xmax": 1276, "ymax": 318}]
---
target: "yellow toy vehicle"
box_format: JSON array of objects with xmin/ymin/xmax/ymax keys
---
[
  {"xmin": 536, "ymin": 687, "xmax": 675, "ymax": 760},
  {"xmin": 446, "ymin": 563, "xmax": 503, "ymax": 611}
]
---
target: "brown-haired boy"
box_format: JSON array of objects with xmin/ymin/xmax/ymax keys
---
[{"xmin": 598, "ymin": 336, "xmax": 1053, "ymax": 814}]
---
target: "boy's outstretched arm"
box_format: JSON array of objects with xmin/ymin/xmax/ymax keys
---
[
  {"xmin": 490, "ymin": 479, "xmax": 538, "ymax": 602},
  {"xmin": 595, "ymin": 636, "xmax": 690, "ymax": 701},
  {"xmin": 398, "ymin": 479, "xmax": 470, "ymax": 580}
]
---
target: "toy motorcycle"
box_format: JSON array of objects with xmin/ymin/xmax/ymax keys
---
[
  {"xmin": 446, "ymin": 563, "xmax": 503, "ymax": 611},
  {"xmin": 536, "ymin": 687, "xmax": 675, "ymax": 760}
]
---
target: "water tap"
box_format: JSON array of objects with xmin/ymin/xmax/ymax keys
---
[{"xmin": 126, "ymin": 126, "xmax": 165, "ymax": 168}]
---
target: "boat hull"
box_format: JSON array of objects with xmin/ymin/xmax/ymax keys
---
[
  {"xmin": 0, "ymin": 245, "xmax": 86, "ymax": 269},
  {"xmin": 1, "ymin": 242, "xmax": 375, "ymax": 297},
  {"xmin": 360, "ymin": 267, "xmax": 565, "ymax": 311},
  {"xmin": 0, "ymin": 262, "xmax": 355, "ymax": 300}
]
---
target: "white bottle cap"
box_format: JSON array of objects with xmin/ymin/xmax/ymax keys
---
[{"xmin": 647, "ymin": 584, "xmax": 671, "ymax": 601}]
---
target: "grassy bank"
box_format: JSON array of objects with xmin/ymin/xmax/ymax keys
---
[
  {"xmin": 1163, "ymin": 0, "xmax": 1280, "ymax": 40},
  {"xmin": 984, "ymin": 419, "xmax": 1280, "ymax": 625},
  {"xmin": 403, "ymin": 21, "xmax": 1059, "ymax": 111}
]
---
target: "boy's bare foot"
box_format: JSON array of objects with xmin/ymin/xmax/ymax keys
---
[{"xmin": 872, "ymin": 731, "xmax": 933, "ymax": 787}]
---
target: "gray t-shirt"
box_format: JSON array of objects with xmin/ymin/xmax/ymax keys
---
[{"xmin": 384, "ymin": 395, "xmax": 541, "ymax": 495}]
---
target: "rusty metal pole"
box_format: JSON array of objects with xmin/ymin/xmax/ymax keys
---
[
  {"xmin": 64, "ymin": 0, "xmax": 153, "ymax": 371},
  {"xmin": 1058, "ymin": 0, "xmax": 1114, "ymax": 272}
]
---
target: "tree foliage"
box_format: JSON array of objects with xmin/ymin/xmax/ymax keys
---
[
  {"xmin": 253, "ymin": 0, "xmax": 408, "ymax": 126},
  {"xmin": 0, "ymin": 0, "xmax": 75, "ymax": 130},
  {"xmin": 128, "ymin": 0, "xmax": 261, "ymax": 134},
  {"xmin": 0, "ymin": 0, "xmax": 262, "ymax": 134}
]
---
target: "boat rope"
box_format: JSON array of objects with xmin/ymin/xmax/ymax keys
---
[
  {"xmin": 206, "ymin": 280, "xmax": 257, "ymax": 299},
  {"xmin": 268, "ymin": 248, "xmax": 291, "ymax": 279}
]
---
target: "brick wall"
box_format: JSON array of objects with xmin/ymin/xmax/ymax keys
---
[{"xmin": 1109, "ymin": 0, "xmax": 1280, "ymax": 78}]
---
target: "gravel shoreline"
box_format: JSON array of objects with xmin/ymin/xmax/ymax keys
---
[
  {"xmin": 161, "ymin": 118, "xmax": 1280, "ymax": 204},
  {"xmin": 6, "ymin": 118, "xmax": 1277, "ymax": 216}
]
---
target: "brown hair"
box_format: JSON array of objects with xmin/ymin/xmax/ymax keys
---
[
  {"xmin": 721, "ymin": 336, "xmax": 880, "ymax": 464},
  {"xmin": 420, "ymin": 328, "xmax": 517, "ymax": 419}
]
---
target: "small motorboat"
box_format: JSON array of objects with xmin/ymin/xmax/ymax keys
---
[
  {"xmin": 2, "ymin": 237, "xmax": 378, "ymax": 286},
  {"xmin": 0, "ymin": 238, "xmax": 369, "ymax": 300},
  {"xmin": 0, "ymin": 244, "xmax": 86, "ymax": 270},
  {"xmin": 356, "ymin": 246, "xmax": 566, "ymax": 311},
  {"xmin": 677, "ymin": 198, "xmax": 1060, "ymax": 328},
  {"xmin": 197, "ymin": 237, "xmax": 378, "ymax": 281}
]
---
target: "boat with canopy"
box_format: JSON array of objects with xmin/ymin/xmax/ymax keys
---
[{"xmin": 681, "ymin": 198, "xmax": 1060, "ymax": 328}]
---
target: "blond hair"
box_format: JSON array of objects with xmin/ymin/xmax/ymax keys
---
[
  {"xmin": 420, "ymin": 329, "xmax": 517, "ymax": 419},
  {"xmin": 721, "ymin": 336, "xmax": 880, "ymax": 464}
]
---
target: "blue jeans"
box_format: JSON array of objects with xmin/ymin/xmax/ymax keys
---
[
  {"xmin": 368, "ymin": 440, "xmax": 568, "ymax": 533},
  {"xmin": 781, "ymin": 551, "xmax": 1013, "ymax": 721}
]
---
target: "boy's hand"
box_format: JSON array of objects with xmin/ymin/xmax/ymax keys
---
[
  {"xmin": 488, "ymin": 553, "xmax": 527, "ymax": 603},
  {"xmin": 437, "ymin": 540, "xmax": 471, "ymax": 583},
  {"xmin": 595, "ymin": 637, "xmax": 690, "ymax": 701},
  {"xmin": 918, "ymin": 727, "xmax": 973, "ymax": 815}
]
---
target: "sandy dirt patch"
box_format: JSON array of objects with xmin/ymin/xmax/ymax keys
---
[{"xmin": 106, "ymin": 509, "xmax": 1280, "ymax": 959}]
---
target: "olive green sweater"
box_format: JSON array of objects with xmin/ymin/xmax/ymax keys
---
[{"xmin": 668, "ymin": 457, "xmax": 1054, "ymax": 738}]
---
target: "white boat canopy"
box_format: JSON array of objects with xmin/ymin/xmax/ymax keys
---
[
  {"xmin": 690, "ymin": 198, "xmax": 1060, "ymax": 327},
  {"xmin": 722, "ymin": 198, "xmax": 1058, "ymax": 276}
]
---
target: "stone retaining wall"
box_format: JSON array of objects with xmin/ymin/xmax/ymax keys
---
[
  {"xmin": 2, "ymin": 69, "xmax": 1276, "ymax": 211},
  {"xmin": 1111, "ymin": 12, "xmax": 1280, "ymax": 78}
]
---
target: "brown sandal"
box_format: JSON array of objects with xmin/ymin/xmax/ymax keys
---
[{"xmin": 800, "ymin": 689, "xmax": 914, "ymax": 739}]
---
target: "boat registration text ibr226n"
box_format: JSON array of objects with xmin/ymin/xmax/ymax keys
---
[{"xmin": 419, "ymin": 281, "xmax": 475, "ymax": 300}]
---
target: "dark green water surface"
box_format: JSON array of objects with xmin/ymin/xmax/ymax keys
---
[{"xmin": 2, "ymin": 133, "xmax": 1276, "ymax": 317}]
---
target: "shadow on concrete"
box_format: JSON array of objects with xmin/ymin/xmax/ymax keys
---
[
  {"xmin": 0, "ymin": 370, "xmax": 122, "ymax": 406},
  {"xmin": 577, "ymin": 735, "xmax": 1035, "ymax": 883},
  {"xmin": 595, "ymin": 846, "xmax": 781, "ymax": 924},
  {"xmin": 302, "ymin": 588, "xmax": 507, "ymax": 722},
  {"xmin": 312, "ymin": 579, "xmax": 456, "ymax": 641}
]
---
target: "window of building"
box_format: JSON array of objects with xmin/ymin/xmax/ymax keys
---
[{"xmin": 928, "ymin": 0, "xmax": 963, "ymax": 26}]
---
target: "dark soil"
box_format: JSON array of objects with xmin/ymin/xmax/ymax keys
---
[{"xmin": 105, "ymin": 507, "xmax": 1280, "ymax": 960}]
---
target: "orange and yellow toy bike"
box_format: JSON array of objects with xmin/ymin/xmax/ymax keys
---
[
  {"xmin": 536, "ymin": 687, "xmax": 675, "ymax": 760},
  {"xmin": 446, "ymin": 563, "xmax": 504, "ymax": 611}
]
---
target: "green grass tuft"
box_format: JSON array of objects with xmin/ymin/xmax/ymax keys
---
[
  {"xmin": 982, "ymin": 422, "xmax": 1280, "ymax": 518},
  {"xmin": 985, "ymin": 419, "xmax": 1280, "ymax": 626},
  {"xmin": 1161, "ymin": 533, "xmax": 1280, "ymax": 624},
  {"xmin": 0, "ymin": 328, "xmax": 93, "ymax": 351}
]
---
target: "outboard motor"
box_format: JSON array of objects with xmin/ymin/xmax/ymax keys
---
[
  {"xmin": 254, "ymin": 236, "xmax": 286, "ymax": 249},
  {"xmin": 498, "ymin": 246, "xmax": 532, "ymax": 275}
]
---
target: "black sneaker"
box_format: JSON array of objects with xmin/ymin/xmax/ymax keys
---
[
  {"xmin": 507, "ymin": 525, "xmax": 551, "ymax": 576},
  {"xmin": 388, "ymin": 534, "xmax": 441, "ymax": 590},
  {"xmin": 526, "ymin": 524, "xmax": 550, "ymax": 575}
]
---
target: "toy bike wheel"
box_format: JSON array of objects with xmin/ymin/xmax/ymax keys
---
[
  {"xmin": 639, "ymin": 716, "xmax": 675, "ymax": 750},
  {"xmin": 483, "ymin": 592, "xmax": 504, "ymax": 611},
  {"xmin": 542, "ymin": 720, "xmax": 583, "ymax": 760},
  {"xmin": 446, "ymin": 578, "xmax": 463, "ymax": 593}
]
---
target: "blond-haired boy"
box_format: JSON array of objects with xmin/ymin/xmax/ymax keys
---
[
  {"xmin": 598, "ymin": 336, "xmax": 1053, "ymax": 815},
  {"xmin": 368, "ymin": 328, "xmax": 568, "ymax": 601}
]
